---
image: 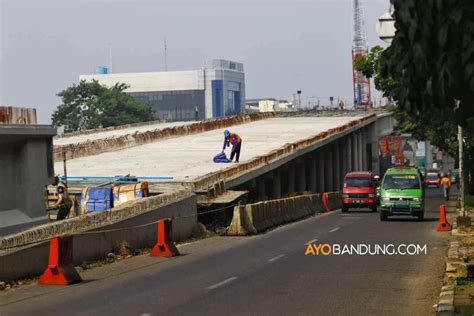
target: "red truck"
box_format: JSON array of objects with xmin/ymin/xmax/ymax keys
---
[{"xmin": 341, "ymin": 172, "xmax": 377, "ymax": 212}]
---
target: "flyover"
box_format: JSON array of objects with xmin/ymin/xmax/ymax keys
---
[
  {"xmin": 53, "ymin": 111, "xmax": 395, "ymax": 198},
  {"xmin": 0, "ymin": 110, "xmax": 396, "ymax": 281}
]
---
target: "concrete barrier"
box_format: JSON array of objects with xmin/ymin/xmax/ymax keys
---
[
  {"xmin": 326, "ymin": 192, "xmax": 342, "ymax": 210},
  {"xmin": 0, "ymin": 193, "xmax": 196, "ymax": 282},
  {"xmin": 54, "ymin": 113, "xmax": 276, "ymax": 161},
  {"xmin": 226, "ymin": 192, "xmax": 340, "ymax": 236}
]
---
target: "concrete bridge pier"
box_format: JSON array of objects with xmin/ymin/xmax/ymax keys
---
[
  {"xmin": 351, "ymin": 132, "xmax": 358, "ymax": 171},
  {"xmin": 258, "ymin": 178, "xmax": 266, "ymax": 200},
  {"xmin": 296, "ymin": 159, "xmax": 306, "ymax": 193},
  {"xmin": 317, "ymin": 152, "xmax": 325, "ymax": 193},
  {"xmin": 368, "ymin": 122, "xmax": 380, "ymax": 174},
  {"xmin": 308, "ymin": 154, "xmax": 317, "ymax": 193},
  {"xmin": 272, "ymin": 169, "xmax": 282, "ymax": 199},
  {"xmin": 286, "ymin": 163, "xmax": 296, "ymax": 195},
  {"xmin": 324, "ymin": 146, "xmax": 333, "ymax": 192},
  {"xmin": 346, "ymin": 134, "xmax": 352, "ymax": 173},
  {"xmin": 334, "ymin": 142, "xmax": 341, "ymax": 191}
]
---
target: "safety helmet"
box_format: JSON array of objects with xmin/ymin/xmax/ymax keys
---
[{"xmin": 224, "ymin": 130, "xmax": 230, "ymax": 137}]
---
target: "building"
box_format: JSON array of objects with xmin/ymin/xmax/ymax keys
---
[
  {"xmin": 80, "ymin": 59, "xmax": 245, "ymax": 121},
  {"xmin": 245, "ymin": 99, "xmax": 296, "ymax": 113},
  {"xmin": 0, "ymin": 106, "xmax": 56, "ymax": 235}
]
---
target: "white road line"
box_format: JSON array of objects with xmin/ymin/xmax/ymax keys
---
[
  {"xmin": 329, "ymin": 227, "xmax": 340, "ymax": 233},
  {"xmin": 141, "ymin": 314, "xmax": 152, "ymax": 316},
  {"xmin": 268, "ymin": 254, "xmax": 286, "ymax": 263},
  {"xmin": 305, "ymin": 239, "xmax": 318, "ymax": 245},
  {"xmin": 206, "ymin": 277, "xmax": 238, "ymax": 290}
]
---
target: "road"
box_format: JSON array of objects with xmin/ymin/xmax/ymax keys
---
[{"xmin": 0, "ymin": 188, "xmax": 451, "ymax": 315}]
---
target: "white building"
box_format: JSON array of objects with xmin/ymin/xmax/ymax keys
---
[
  {"xmin": 80, "ymin": 59, "xmax": 245, "ymax": 121},
  {"xmin": 245, "ymin": 99, "xmax": 296, "ymax": 113}
]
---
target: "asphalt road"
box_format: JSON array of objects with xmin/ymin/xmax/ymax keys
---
[{"xmin": 0, "ymin": 188, "xmax": 452, "ymax": 316}]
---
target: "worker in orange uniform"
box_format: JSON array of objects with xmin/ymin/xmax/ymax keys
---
[
  {"xmin": 223, "ymin": 129, "xmax": 242, "ymax": 163},
  {"xmin": 439, "ymin": 173, "xmax": 452, "ymax": 201}
]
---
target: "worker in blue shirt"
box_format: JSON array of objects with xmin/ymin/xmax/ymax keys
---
[{"xmin": 222, "ymin": 129, "xmax": 242, "ymax": 162}]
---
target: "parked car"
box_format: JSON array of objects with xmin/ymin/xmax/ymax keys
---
[
  {"xmin": 379, "ymin": 167, "xmax": 425, "ymax": 221},
  {"xmin": 341, "ymin": 172, "xmax": 377, "ymax": 213},
  {"xmin": 425, "ymin": 172, "xmax": 440, "ymax": 187}
]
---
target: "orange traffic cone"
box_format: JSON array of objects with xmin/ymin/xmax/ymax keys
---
[
  {"xmin": 150, "ymin": 219, "xmax": 180, "ymax": 257},
  {"xmin": 322, "ymin": 192, "xmax": 330, "ymax": 212},
  {"xmin": 436, "ymin": 204, "xmax": 452, "ymax": 232},
  {"xmin": 39, "ymin": 236, "xmax": 82, "ymax": 285}
]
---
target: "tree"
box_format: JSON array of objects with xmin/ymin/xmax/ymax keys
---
[
  {"xmin": 353, "ymin": 45, "xmax": 397, "ymax": 95},
  {"xmin": 52, "ymin": 80, "xmax": 155, "ymax": 131},
  {"xmin": 380, "ymin": 0, "xmax": 474, "ymax": 125},
  {"xmin": 356, "ymin": 1, "xmax": 474, "ymax": 192}
]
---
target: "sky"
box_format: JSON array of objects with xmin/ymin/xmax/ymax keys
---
[{"xmin": 0, "ymin": 0, "xmax": 391, "ymax": 123}]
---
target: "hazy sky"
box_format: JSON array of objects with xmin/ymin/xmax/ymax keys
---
[{"xmin": 0, "ymin": 0, "xmax": 390, "ymax": 123}]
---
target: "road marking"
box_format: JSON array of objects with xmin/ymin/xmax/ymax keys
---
[
  {"xmin": 329, "ymin": 227, "xmax": 340, "ymax": 233},
  {"xmin": 141, "ymin": 314, "xmax": 152, "ymax": 316},
  {"xmin": 268, "ymin": 254, "xmax": 286, "ymax": 263},
  {"xmin": 206, "ymin": 277, "xmax": 238, "ymax": 290},
  {"xmin": 305, "ymin": 239, "xmax": 318, "ymax": 245}
]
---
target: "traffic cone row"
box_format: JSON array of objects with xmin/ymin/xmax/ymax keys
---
[{"xmin": 39, "ymin": 219, "xmax": 179, "ymax": 286}]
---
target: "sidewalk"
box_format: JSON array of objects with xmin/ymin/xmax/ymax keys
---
[{"xmin": 437, "ymin": 194, "xmax": 474, "ymax": 315}]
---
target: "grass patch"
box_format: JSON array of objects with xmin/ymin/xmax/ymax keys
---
[
  {"xmin": 465, "ymin": 195, "xmax": 474, "ymax": 211},
  {"xmin": 457, "ymin": 277, "xmax": 474, "ymax": 287}
]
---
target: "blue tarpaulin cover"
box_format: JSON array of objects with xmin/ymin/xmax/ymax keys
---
[
  {"xmin": 81, "ymin": 186, "xmax": 113, "ymax": 212},
  {"xmin": 213, "ymin": 152, "xmax": 231, "ymax": 163}
]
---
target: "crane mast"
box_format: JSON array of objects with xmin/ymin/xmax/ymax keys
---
[{"xmin": 352, "ymin": 0, "xmax": 371, "ymax": 109}]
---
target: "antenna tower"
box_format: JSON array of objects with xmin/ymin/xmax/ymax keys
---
[{"xmin": 352, "ymin": 0, "xmax": 371, "ymax": 109}]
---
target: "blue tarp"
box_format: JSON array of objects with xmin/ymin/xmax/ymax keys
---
[
  {"xmin": 213, "ymin": 152, "xmax": 231, "ymax": 163},
  {"xmin": 81, "ymin": 186, "xmax": 113, "ymax": 212}
]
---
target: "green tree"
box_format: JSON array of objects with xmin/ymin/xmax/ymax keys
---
[
  {"xmin": 353, "ymin": 45, "xmax": 397, "ymax": 95},
  {"xmin": 52, "ymin": 80, "xmax": 154, "ymax": 131},
  {"xmin": 373, "ymin": 0, "xmax": 474, "ymax": 191},
  {"xmin": 380, "ymin": 0, "xmax": 474, "ymax": 124}
]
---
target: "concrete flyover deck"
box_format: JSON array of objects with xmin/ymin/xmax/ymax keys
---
[{"xmin": 54, "ymin": 115, "xmax": 368, "ymax": 182}]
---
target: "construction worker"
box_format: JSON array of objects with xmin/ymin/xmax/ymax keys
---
[
  {"xmin": 52, "ymin": 174, "xmax": 72, "ymax": 220},
  {"xmin": 222, "ymin": 129, "xmax": 242, "ymax": 163},
  {"xmin": 439, "ymin": 173, "xmax": 452, "ymax": 201}
]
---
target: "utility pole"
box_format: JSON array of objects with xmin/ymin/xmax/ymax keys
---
[
  {"xmin": 164, "ymin": 37, "xmax": 168, "ymax": 71},
  {"xmin": 459, "ymin": 124, "xmax": 465, "ymax": 216},
  {"xmin": 109, "ymin": 43, "xmax": 113, "ymax": 73}
]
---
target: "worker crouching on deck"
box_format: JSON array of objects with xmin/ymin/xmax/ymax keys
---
[
  {"xmin": 223, "ymin": 129, "xmax": 242, "ymax": 163},
  {"xmin": 53, "ymin": 174, "xmax": 73, "ymax": 220}
]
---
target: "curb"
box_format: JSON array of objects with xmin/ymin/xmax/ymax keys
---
[{"xmin": 436, "ymin": 211, "xmax": 459, "ymax": 315}]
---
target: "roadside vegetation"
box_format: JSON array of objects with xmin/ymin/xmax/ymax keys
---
[
  {"xmin": 355, "ymin": 0, "xmax": 474, "ymax": 192},
  {"xmin": 51, "ymin": 80, "xmax": 155, "ymax": 132}
]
